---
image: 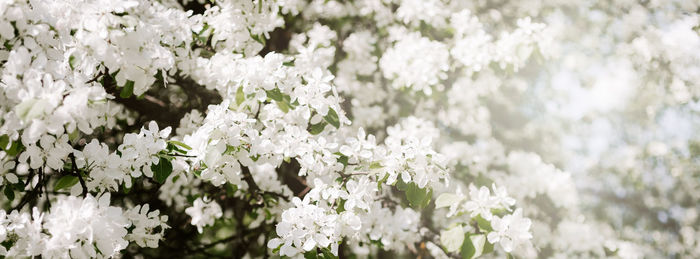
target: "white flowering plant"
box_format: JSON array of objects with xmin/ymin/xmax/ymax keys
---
[{"xmin": 0, "ymin": 0, "xmax": 699, "ymax": 258}]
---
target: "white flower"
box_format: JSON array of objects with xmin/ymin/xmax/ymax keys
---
[
  {"xmin": 19, "ymin": 134, "xmax": 72, "ymax": 170},
  {"xmin": 124, "ymin": 204, "xmax": 169, "ymax": 248},
  {"xmin": 185, "ymin": 197, "xmax": 223, "ymax": 233},
  {"xmin": 118, "ymin": 121, "xmax": 171, "ymax": 178},
  {"xmin": 379, "ymin": 117, "xmax": 448, "ymax": 189},
  {"xmin": 396, "ymin": 0, "xmax": 448, "ymax": 28},
  {"xmin": 363, "ymin": 202, "xmax": 421, "ymax": 251},
  {"xmin": 267, "ymin": 197, "xmax": 339, "ymax": 257},
  {"xmin": 0, "ymin": 194, "xmax": 164, "ymax": 258},
  {"xmin": 464, "ymin": 185, "xmax": 497, "ymax": 220},
  {"xmin": 343, "ymin": 176, "xmax": 376, "ymax": 211},
  {"xmin": 43, "ymin": 194, "xmax": 129, "ymax": 258},
  {"xmin": 0, "ymin": 161, "xmax": 18, "ymax": 186},
  {"xmin": 491, "ymin": 184, "xmax": 516, "ymax": 209},
  {"xmin": 379, "ymin": 32, "xmax": 449, "ymax": 95},
  {"xmin": 486, "ymin": 209, "xmax": 532, "ymax": 253},
  {"xmin": 74, "ymin": 139, "xmax": 127, "ymax": 191}
]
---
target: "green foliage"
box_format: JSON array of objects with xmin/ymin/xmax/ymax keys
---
[
  {"xmin": 304, "ymin": 248, "xmax": 338, "ymax": 259},
  {"xmin": 405, "ymin": 181, "xmax": 433, "ymax": 209},
  {"xmin": 69, "ymin": 55, "xmax": 77, "ymax": 70},
  {"xmin": 119, "ymin": 80, "xmax": 135, "ymax": 98},
  {"xmin": 167, "ymin": 140, "xmax": 192, "ymax": 150},
  {"xmin": 5, "ymin": 139, "xmax": 22, "ymax": 156},
  {"xmin": 324, "ymin": 108, "xmax": 340, "ymax": 128},
  {"xmin": 461, "ymin": 234, "xmax": 491, "ymax": 259},
  {"xmin": 266, "ymin": 88, "xmax": 284, "ymax": 102},
  {"xmin": 54, "ymin": 175, "xmax": 79, "ymax": 191},
  {"xmin": 475, "ymin": 215, "xmax": 493, "ymax": 232},
  {"xmin": 334, "ymin": 152, "xmax": 349, "ymax": 167},
  {"xmin": 3, "ymin": 185, "xmax": 14, "ymax": 201},
  {"xmin": 236, "ymin": 86, "xmax": 245, "ymax": 106},
  {"xmin": 0, "ymin": 135, "xmax": 8, "ymax": 150},
  {"xmin": 151, "ymin": 157, "xmax": 173, "ymax": 184},
  {"xmin": 309, "ymin": 121, "xmax": 327, "ymax": 135},
  {"xmin": 369, "ymin": 162, "xmax": 382, "ymax": 169},
  {"xmin": 265, "ymin": 88, "xmax": 297, "ymax": 113},
  {"xmin": 68, "ymin": 130, "xmax": 80, "ymax": 144}
]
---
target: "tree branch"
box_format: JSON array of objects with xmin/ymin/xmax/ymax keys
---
[{"xmin": 69, "ymin": 153, "xmax": 88, "ymax": 198}]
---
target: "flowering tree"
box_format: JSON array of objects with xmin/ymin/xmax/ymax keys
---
[{"xmin": 1, "ymin": 0, "xmax": 699, "ymax": 258}]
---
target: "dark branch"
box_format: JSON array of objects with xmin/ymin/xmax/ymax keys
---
[{"xmin": 69, "ymin": 153, "xmax": 88, "ymax": 198}]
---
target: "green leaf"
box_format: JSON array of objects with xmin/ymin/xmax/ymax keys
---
[
  {"xmin": 482, "ymin": 237, "xmax": 494, "ymax": 255},
  {"xmin": 395, "ymin": 178, "xmax": 408, "ymax": 191},
  {"xmin": 11, "ymin": 180, "xmax": 23, "ymax": 191},
  {"xmin": 462, "ymin": 234, "xmax": 488, "ymax": 259},
  {"xmin": 309, "ymin": 122, "xmax": 327, "ymax": 135},
  {"xmin": 436, "ymin": 193, "xmax": 462, "ymax": 209},
  {"xmin": 226, "ymin": 183, "xmax": 238, "ymax": 196},
  {"xmin": 167, "ymin": 140, "xmax": 192, "ymax": 150},
  {"xmin": 304, "ymin": 251, "xmax": 318, "ymax": 259},
  {"xmin": 119, "ymin": 80, "xmax": 135, "ymax": 98},
  {"xmin": 122, "ymin": 183, "xmax": 131, "ymax": 194},
  {"xmin": 68, "ymin": 130, "xmax": 80, "ymax": 144},
  {"xmin": 324, "ymin": 108, "xmax": 340, "ymax": 128},
  {"xmin": 276, "ymin": 99, "xmax": 291, "ymax": 113},
  {"xmin": 224, "ymin": 144, "xmax": 238, "ymax": 155},
  {"xmin": 197, "ymin": 23, "xmax": 210, "ymax": 36},
  {"xmin": 266, "ymin": 88, "xmax": 296, "ymax": 113},
  {"xmin": 236, "ymin": 86, "xmax": 245, "ymax": 106},
  {"xmin": 369, "ymin": 162, "xmax": 382, "ymax": 169},
  {"xmin": 461, "ymin": 233, "xmax": 475, "ymax": 259},
  {"xmin": 54, "ymin": 175, "xmax": 79, "ymax": 191},
  {"xmin": 441, "ymin": 224, "xmax": 464, "ymax": 253},
  {"xmin": 6, "ymin": 140, "xmax": 22, "ymax": 156},
  {"xmin": 335, "ymin": 199, "xmax": 346, "ymax": 213},
  {"xmin": 320, "ymin": 248, "xmax": 338, "ymax": 259},
  {"xmin": 377, "ymin": 173, "xmax": 389, "ymax": 191},
  {"xmin": 0, "ymin": 135, "xmax": 9, "ymax": 150},
  {"xmin": 369, "ymin": 239, "xmax": 385, "ymax": 249},
  {"xmin": 265, "ymin": 88, "xmax": 284, "ymax": 102},
  {"xmin": 335, "ymin": 152, "xmax": 349, "ymax": 167},
  {"xmin": 423, "ymin": 188, "xmax": 434, "ymax": 208},
  {"xmin": 151, "ymin": 157, "xmax": 173, "ymax": 184},
  {"xmin": 475, "ymin": 215, "xmax": 493, "ymax": 232},
  {"xmin": 69, "ymin": 55, "xmax": 77, "ymax": 70},
  {"xmin": 405, "ymin": 182, "xmax": 432, "ymax": 209},
  {"xmin": 4, "ymin": 185, "xmax": 14, "ymax": 201}
]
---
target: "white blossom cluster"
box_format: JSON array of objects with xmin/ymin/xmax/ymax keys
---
[
  {"xmin": 185, "ymin": 197, "xmax": 222, "ymax": 233},
  {"xmin": 0, "ymin": 194, "xmax": 166, "ymax": 258},
  {"xmin": 379, "ymin": 31, "xmax": 449, "ymax": 95},
  {"xmin": 436, "ymin": 184, "xmax": 530, "ymax": 253},
  {"xmin": 0, "ymin": 0, "xmax": 698, "ymax": 258}
]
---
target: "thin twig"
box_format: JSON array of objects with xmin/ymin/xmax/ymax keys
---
[
  {"xmin": 69, "ymin": 153, "xmax": 88, "ymax": 197},
  {"xmin": 242, "ymin": 166, "xmax": 289, "ymax": 202},
  {"xmin": 43, "ymin": 167, "xmax": 51, "ymax": 209},
  {"xmin": 169, "ymin": 153, "xmax": 197, "ymax": 158},
  {"xmin": 12, "ymin": 168, "xmax": 40, "ymax": 211}
]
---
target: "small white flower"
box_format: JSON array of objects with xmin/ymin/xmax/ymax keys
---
[
  {"xmin": 185, "ymin": 197, "xmax": 223, "ymax": 233},
  {"xmin": 464, "ymin": 184, "xmax": 497, "ymax": 220},
  {"xmin": 486, "ymin": 209, "xmax": 532, "ymax": 253}
]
